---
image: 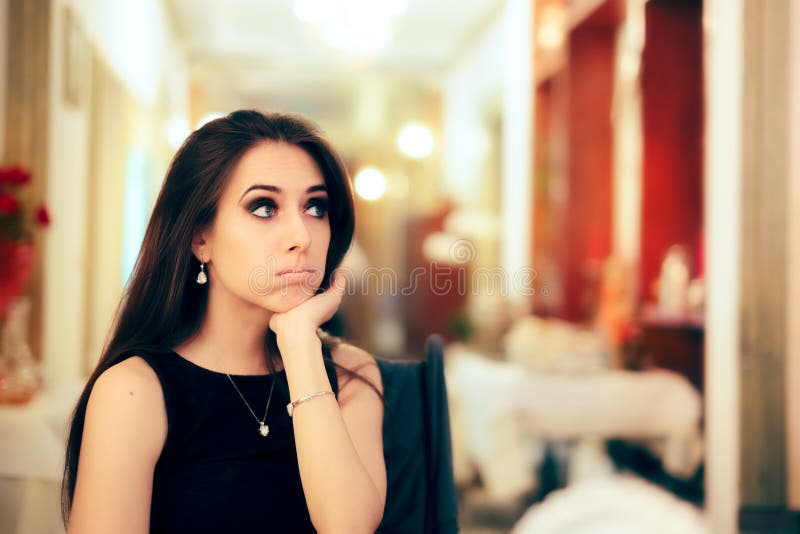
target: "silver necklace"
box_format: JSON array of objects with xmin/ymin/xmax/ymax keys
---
[{"xmin": 225, "ymin": 373, "xmax": 276, "ymax": 437}]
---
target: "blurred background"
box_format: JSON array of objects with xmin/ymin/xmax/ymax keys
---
[{"xmin": 1, "ymin": 0, "xmax": 799, "ymax": 532}]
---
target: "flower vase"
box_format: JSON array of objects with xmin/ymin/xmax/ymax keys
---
[{"xmin": 0, "ymin": 296, "xmax": 41, "ymax": 404}]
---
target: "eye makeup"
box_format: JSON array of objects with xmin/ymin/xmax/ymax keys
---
[
  {"xmin": 245, "ymin": 196, "xmax": 329, "ymax": 219},
  {"xmin": 305, "ymin": 197, "xmax": 329, "ymax": 218},
  {"xmin": 248, "ymin": 197, "xmax": 277, "ymax": 219}
]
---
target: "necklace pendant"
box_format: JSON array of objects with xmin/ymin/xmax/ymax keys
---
[{"xmin": 258, "ymin": 423, "xmax": 270, "ymax": 437}]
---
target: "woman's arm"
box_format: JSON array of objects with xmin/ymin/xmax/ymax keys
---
[
  {"xmin": 280, "ymin": 337, "xmax": 386, "ymax": 534},
  {"xmin": 67, "ymin": 357, "xmax": 166, "ymax": 534}
]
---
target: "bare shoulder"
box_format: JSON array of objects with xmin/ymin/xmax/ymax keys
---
[
  {"xmin": 69, "ymin": 357, "xmax": 166, "ymax": 531},
  {"xmin": 92, "ymin": 356, "xmax": 164, "ymax": 407},
  {"xmin": 86, "ymin": 356, "xmax": 167, "ymax": 457},
  {"xmin": 330, "ymin": 343, "xmax": 383, "ymax": 402}
]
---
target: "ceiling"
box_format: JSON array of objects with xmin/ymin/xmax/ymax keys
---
[
  {"xmin": 165, "ymin": 0, "xmax": 504, "ymax": 126},
  {"xmin": 167, "ymin": 0, "xmax": 502, "ymax": 72}
]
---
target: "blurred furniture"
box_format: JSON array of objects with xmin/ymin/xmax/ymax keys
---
[
  {"xmin": 0, "ymin": 380, "xmax": 82, "ymax": 534},
  {"xmin": 376, "ymin": 335, "xmax": 459, "ymax": 534},
  {"xmin": 641, "ymin": 307, "xmax": 705, "ymax": 393},
  {"xmin": 446, "ymin": 345, "xmax": 703, "ymax": 502},
  {"xmin": 403, "ymin": 202, "xmax": 467, "ymax": 350},
  {"xmin": 504, "ymin": 315, "xmax": 610, "ymax": 373}
]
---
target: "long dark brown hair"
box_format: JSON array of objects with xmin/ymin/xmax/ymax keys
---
[{"xmin": 61, "ymin": 110, "xmax": 378, "ymax": 523}]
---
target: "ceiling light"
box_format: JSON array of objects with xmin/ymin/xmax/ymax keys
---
[
  {"xmin": 294, "ymin": 0, "xmax": 336, "ymax": 23},
  {"xmin": 293, "ymin": 0, "xmax": 407, "ymax": 56},
  {"xmin": 397, "ymin": 123, "xmax": 434, "ymax": 159},
  {"xmin": 537, "ymin": 5, "xmax": 565, "ymax": 50},
  {"xmin": 354, "ymin": 167, "xmax": 387, "ymax": 201},
  {"xmin": 344, "ymin": 0, "xmax": 408, "ymax": 18}
]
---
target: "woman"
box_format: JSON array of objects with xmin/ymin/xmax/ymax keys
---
[{"xmin": 62, "ymin": 110, "xmax": 386, "ymax": 533}]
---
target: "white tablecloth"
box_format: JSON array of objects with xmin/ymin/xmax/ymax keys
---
[
  {"xmin": 0, "ymin": 380, "xmax": 84, "ymax": 534},
  {"xmin": 446, "ymin": 346, "xmax": 704, "ymax": 501},
  {"xmin": 512, "ymin": 473, "xmax": 709, "ymax": 533}
]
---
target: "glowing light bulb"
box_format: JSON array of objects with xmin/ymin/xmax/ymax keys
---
[
  {"xmin": 397, "ymin": 122, "xmax": 434, "ymax": 159},
  {"xmin": 354, "ymin": 167, "xmax": 387, "ymax": 201}
]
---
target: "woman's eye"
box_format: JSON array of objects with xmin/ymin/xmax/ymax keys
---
[
  {"xmin": 306, "ymin": 198, "xmax": 329, "ymax": 218},
  {"xmin": 249, "ymin": 199, "xmax": 277, "ymax": 219}
]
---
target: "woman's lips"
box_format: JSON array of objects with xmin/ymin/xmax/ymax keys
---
[{"xmin": 275, "ymin": 269, "xmax": 315, "ymax": 285}]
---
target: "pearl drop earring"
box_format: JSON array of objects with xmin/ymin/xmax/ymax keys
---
[{"xmin": 196, "ymin": 261, "xmax": 208, "ymax": 285}]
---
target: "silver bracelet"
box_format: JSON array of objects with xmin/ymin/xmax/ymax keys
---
[{"xmin": 286, "ymin": 390, "xmax": 334, "ymax": 417}]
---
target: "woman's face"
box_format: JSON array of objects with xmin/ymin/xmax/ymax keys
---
[{"xmin": 199, "ymin": 141, "xmax": 332, "ymax": 313}]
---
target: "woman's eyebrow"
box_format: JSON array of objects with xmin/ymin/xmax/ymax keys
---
[{"xmin": 239, "ymin": 184, "xmax": 327, "ymax": 201}]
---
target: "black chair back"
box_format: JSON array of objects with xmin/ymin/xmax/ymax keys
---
[{"xmin": 376, "ymin": 335, "xmax": 459, "ymax": 533}]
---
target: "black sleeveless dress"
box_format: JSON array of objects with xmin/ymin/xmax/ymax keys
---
[{"xmin": 128, "ymin": 349, "xmax": 339, "ymax": 533}]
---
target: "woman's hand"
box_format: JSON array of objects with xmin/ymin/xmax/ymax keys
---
[{"xmin": 269, "ymin": 272, "xmax": 346, "ymax": 350}]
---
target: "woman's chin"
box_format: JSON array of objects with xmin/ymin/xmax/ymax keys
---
[{"xmin": 263, "ymin": 289, "xmax": 317, "ymax": 313}]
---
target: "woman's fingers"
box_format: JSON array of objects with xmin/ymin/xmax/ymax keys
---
[{"xmin": 271, "ymin": 272, "xmax": 347, "ymax": 335}]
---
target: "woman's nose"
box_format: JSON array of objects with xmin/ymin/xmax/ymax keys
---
[{"xmin": 284, "ymin": 212, "xmax": 312, "ymax": 252}]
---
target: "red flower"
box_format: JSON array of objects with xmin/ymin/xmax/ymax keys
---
[
  {"xmin": 35, "ymin": 204, "xmax": 51, "ymax": 226},
  {"xmin": 10, "ymin": 167, "xmax": 31, "ymax": 184},
  {"xmin": 0, "ymin": 166, "xmax": 31, "ymax": 185},
  {"xmin": 0, "ymin": 192, "xmax": 20, "ymax": 215}
]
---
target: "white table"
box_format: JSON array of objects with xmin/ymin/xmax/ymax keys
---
[
  {"xmin": 446, "ymin": 346, "xmax": 704, "ymax": 501},
  {"xmin": 0, "ymin": 380, "xmax": 83, "ymax": 534}
]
